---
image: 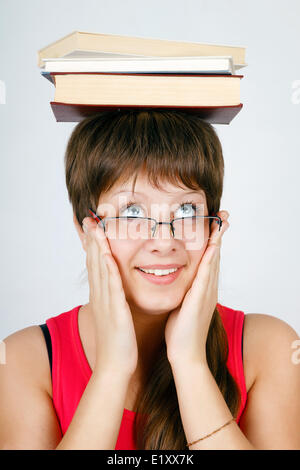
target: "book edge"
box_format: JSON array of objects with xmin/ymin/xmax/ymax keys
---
[
  {"xmin": 49, "ymin": 102, "xmax": 243, "ymax": 125},
  {"xmin": 76, "ymin": 30, "xmax": 246, "ymax": 50},
  {"xmin": 49, "ymin": 72, "xmax": 244, "ymax": 78},
  {"xmin": 38, "ymin": 31, "xmax": 246, "ymax": 68},
  {"xmin": 38, "ymin": 31, "xmax": 77, "ymax": 54}
]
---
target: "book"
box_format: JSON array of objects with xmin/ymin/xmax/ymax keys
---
[
  {"xmin": 37, "ymin": 30, "xmax": 246, "ymax": 69},
  {"xmin": 50, "ymin": 102, "xmax": 243, "ymax": 125},
  {"xmin": 41, "ymin": 55, "xmax": 236, "ymax": 74},
  {"xmin": 50, "ymin": 72, "xmax": 242, "ymax": 107},
  {"xmin": 39, "ymin": 31, "xmax": 246, "ymax": 124}
]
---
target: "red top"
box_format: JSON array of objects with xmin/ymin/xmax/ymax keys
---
[{"xmin": 46, "ymin": 303, "xmax": 247, "ymax": 449}]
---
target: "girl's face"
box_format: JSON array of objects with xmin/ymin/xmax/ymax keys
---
[{"xmin": 95, "ymin": 173, "xmax": 210, "ymax": 316}]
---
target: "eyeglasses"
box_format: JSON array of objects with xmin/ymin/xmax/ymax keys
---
[{"xmin": 88, "ymin": 208, "xmax": 222, "ymax": 244}]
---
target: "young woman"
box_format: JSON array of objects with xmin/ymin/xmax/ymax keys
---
[{"xmin": 0, "ymin": 110, "xmax": 299, "ymax": 450}]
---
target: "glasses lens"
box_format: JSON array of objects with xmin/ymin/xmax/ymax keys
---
[
  {"xmin": 103, "ymin": 216, "xmax": 213, "ymax": 248},
  {"xmin": 173, "ymin": 216, "xmax": 210, "ymax": 245},
  {"xmin": 104, "ymin": 217, "xmax": 155, "ymax": 240}
]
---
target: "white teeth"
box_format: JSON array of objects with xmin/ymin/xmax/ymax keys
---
[{"xmin": 139, "ymin": 268, "xmax": 178, "ymax": 276}]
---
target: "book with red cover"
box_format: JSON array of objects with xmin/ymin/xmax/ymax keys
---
[
  {"xmin": 45, "ymin": 71, "xmax": 243, "ymax": 124},
  {"xmin": 50, "ymin": 102, "xmax": 243, "ymax": 124}
]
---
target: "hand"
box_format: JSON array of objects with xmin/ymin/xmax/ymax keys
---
[
  {"xmin": 164, "ymin": 211, "xmax": 230, "ymax": 368},
  {"xmin": 82, "ymin": 216, "xmax": 138, "ymax": 377}
]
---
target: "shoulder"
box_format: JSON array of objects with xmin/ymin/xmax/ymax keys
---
[
  {"xmin": 243, "ymin": 313, "xmax": 300, "ymax": 390},
  {"xmin": 239, "ymin": 313, "xmax": 300, "ymax": 448},
  {"xmin": 0, "ymin": 326, "xmax": 61, "ymax": 449},
  {"xmin": 243, "ymin": 312, "xmax": 299, "ymax": 356},
  {"xmin": 1, "ymin": 325, "xmax": 52, "ymax": 396}
]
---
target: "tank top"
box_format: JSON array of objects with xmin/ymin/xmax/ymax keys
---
[{"xmin": 42, "ymin": 303, "xmax": 247, "ymax": 450}]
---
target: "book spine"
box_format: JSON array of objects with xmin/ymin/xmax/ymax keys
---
[{"xmin": 48, "ymin": 72, "xmax": 243, "ymax": 79}]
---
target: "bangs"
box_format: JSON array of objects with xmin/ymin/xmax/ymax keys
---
[
  {"xmin": 86, "ymin": 110, "xmax": 221, "ymax": 209},
  {"xmin": 65, "ymin": 109, "xmax": 224, "ymax": 225}
]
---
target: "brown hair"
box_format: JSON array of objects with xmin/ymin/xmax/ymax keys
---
[{"xmin": 64, "ymin": 109, "xmax": 241, "ymax": 449}]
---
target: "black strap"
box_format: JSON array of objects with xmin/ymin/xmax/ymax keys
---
[
  {"xmin": 241, "ymin": 319, "xmax": 244, "ymax": 363},
  {"xmin": 38, "ymin": 320, "xmax": 244, "ymax": 381},
  {"xmin": 39, "ymin": 323, "xmax": 52, "ymax": 376}
]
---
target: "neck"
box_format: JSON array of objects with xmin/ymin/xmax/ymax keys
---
[
  {"xmin": 80, "ymin": 302, "xmax": 170, "ymax": 379},
  {"xmin": 130, "ymin": 304, "xmax": 169, "ymax": 375}
]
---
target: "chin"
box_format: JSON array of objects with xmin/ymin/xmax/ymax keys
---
[{"xmin": 133, "ymin": 294, "xmax": 182, "ymax": 316}]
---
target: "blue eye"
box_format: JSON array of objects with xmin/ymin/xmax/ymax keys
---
[
  {"xmin": 176, "ymin": 202, "xmax": 197, "ymax": 217},
  {"xmin": 120, "ymin": 202, "xmax": 144, "ymax": 217},
  {"xmin": 120, "ymin": 201, "xmax": 200, "ymax": 218}
]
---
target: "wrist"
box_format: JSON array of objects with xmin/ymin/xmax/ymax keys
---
[
  {"xmin": 170, "ymin": 358, "xmax": 210, "ymax": 376},
  {"xmin": 93, "ymin": 364, "xmax": 133, "ymax": 384}
]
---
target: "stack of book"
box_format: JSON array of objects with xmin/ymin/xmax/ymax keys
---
[{"xmin": 38, "ymin": 31, "xmax": 247, "ymax": 124}]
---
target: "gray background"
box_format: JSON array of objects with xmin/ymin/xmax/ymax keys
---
[{"xmin": 0, "ymin": 0, "xmax": 299, "ymax": 339}]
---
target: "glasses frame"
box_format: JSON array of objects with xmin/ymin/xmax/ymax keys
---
[{"xmin": 88, "ymin": 208, "xmax": 222, "ymax": 239}]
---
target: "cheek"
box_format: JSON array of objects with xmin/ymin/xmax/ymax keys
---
[
  {"xmin": 182, "ymin": 220, "xmax": 210, "ymax": 254},
  {"xmin": 108, "ymin": 240, "xmax": 135, "ymax": 275},
  {"xmin": 183, "ymin": 238, "xmax": 208, "ymax": 259}
]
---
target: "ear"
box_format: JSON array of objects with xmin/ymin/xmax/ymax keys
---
[{"xmin": 73, "ymin": 212, "xmax": 87, "ymax": 252}]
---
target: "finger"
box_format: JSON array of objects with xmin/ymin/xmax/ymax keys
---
[
  {"xmin": 105, "ymin": 254, "xmax": 128, "ymax": 309},
  {"xmin": 188, "ymin": 214, "xmax": 224, "ymax": 298},
  {"xmin": 208, "ymin": 211, "xmax": 229, "ymax": 247},
  {"xmin": 84, "ymin": 219, "xmax": 122, "ymax": 310},
  {"xmin": 208, "ymin": 245, "xmax": 221, "ymax": 285},
  {"xmin": 104, "ymin": 254, "xmax": 122, "ymax": 289},
  {"xmin": 212, "ymin": 212, "xmax": 229, "ymax": 236},
  {"xmin": 207, "ymin": 255, "xmax": 221, "ymax": 307},
  {"xmin": 193, "ymin": 229, "xmax": 221, "ymax": 286},
  {"xmin": 90, "ymin": 235, "xmax": 106, "ymax": 300},
  {"xmin": 98, "ymin": 243, "xmax": 109, "ymax": 311},
  {"xmin": 191, "ymin": 246, "xmax": 220, "ymax": 309},
  {"xmin": 198, "ymin": 247, "xmax": 220, "ymax": 289},
  {"xmin": 83, "ymin": 216, "xmax": 111, "ymax": 256},
  {"xmin": 86, "ymin": 235, "xmax": 100, "ymax": 302},
  {"xmin": 85, "ymin": 224, "xmax": 109, "ymax": 310}
]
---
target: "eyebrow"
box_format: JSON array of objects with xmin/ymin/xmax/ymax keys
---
[{"xmin": 112, "ymin": 190, "xmax": 204, "ymax": 199}]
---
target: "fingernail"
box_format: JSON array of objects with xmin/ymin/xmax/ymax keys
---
[{"xmin": 82, "ymin": 223, "xmax": 88, "ymax": 234}]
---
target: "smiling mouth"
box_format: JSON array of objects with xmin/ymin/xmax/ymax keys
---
[
  {"xmin": 134, "ymin": 266, "xmax": 184, "ymax": 285},
  {"xmin": 137, "ymin": 267, "xmax": 179, "ymax": 276}
]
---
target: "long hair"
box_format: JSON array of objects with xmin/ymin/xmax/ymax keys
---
[{"xmin": 64, "ymin": 109, "xmax": 241, "ymax": 449}]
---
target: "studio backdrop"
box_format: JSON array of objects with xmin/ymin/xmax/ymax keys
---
[{"xmin": 0, "ymin": 0, "xmax": 299, "ymax": 339}]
